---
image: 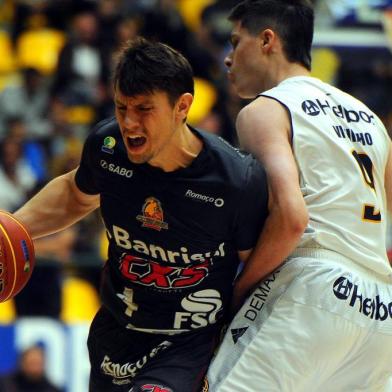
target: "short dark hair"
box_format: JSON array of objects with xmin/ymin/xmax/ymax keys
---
[
  {"xmin": 229, "ymin": 0, "xmax": 314, "ymax": 70},
  {"xmin": 113, "ymin": 37, "xmax": 194, "ymax": 105}
]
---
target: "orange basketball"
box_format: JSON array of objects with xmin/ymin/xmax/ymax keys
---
[{"xmin": 0, "ymin": 210, "xmax": 35, "ymax": 303}]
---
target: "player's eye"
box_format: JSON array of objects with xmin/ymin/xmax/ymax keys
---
[
  {"xmin": 230, "ymin": 36, "xmax": 240, "ymax": 49},
  {"xmin": 115, "ymin": 105, "xmax": 126, "ymax": 112},
  {"xmin": 138, "ymin": 106, "xmax": 152, "ymax": 112}
]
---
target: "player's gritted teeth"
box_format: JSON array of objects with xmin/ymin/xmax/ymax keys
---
[{"xmin": 126, "ymin": 135, "xmax": 147, "ymax": 149}]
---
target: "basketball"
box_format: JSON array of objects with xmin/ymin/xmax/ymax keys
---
[{"xmin": 0, "ymin": 210, "xmax": 35, "ymax": 303}]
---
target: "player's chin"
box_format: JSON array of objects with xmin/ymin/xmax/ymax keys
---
[
  {"xmin": 126, "ymin": 149, "xmax": 150, "ymax": 165},
  {"xmin": 236, "ymin": 85, "xmax": 259, "ymax": 100},
  {"xmin": 127, "ymin": 153, "xmax": 148, "ymax": 165}
]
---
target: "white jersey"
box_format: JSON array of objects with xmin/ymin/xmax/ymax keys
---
[{"xmin": 262, "ymin": 76, "xmax": 391, "ymax": 276}]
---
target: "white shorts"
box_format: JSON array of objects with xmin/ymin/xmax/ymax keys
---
[{"xmin": 207, "ymin": 248, "xmax": 392, "ymax": 392}]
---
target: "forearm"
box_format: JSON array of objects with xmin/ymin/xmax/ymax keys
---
[
  {"xmin": 235, "ymin": 203, "xmax": 307, "ymax": 296},
  {"xmin": 14, "ymin": 171, "xmax": 99, "ymax": 239}
]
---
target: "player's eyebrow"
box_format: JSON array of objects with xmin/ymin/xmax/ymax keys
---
[{"xmin": 114, "ymin": 99, "xmax": 125, "ymax": 107}]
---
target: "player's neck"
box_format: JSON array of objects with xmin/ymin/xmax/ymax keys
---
[
  {"xmin": 267, "ymin": 61, "xmax": 310, "ymax": 90},
  {"xmin": 150, "ymin": 124, "xmax": 203, "ymax": 172}
]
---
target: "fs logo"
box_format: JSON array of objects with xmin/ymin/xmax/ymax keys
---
[
  {"xmin": 141, "ymin": 385, "xmax": 172, "ymax": 392},
  {"xmin": 120, "ymin": 254, "xmax": 209, "ymax": 289},
  {"xmin": 136, "ymin": 197, "xmax": 168, "ymax": 231},
  {"xmin": 174, "ymin": 289, "xmax": 223, "ymax": 329}
]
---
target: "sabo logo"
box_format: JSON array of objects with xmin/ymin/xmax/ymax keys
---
[{"xmin": 100, "ymin": 160, "xmax": 133, "ymax": 178}]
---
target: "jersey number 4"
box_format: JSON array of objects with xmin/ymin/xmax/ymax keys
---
[
  {"xmin": 117, "ymin": 287, "xmax": 139, "ymax": 317},
  {"xmin": 352, "ymin": 150, "xmax": 381, "ymax": 222}
]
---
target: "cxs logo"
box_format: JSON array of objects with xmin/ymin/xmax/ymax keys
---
[
  {"xmin": 174, "ymin": 289, "xmax": 223, "ymax": 329},
  {"xmin": 120, "ymin": 254, "xmax": 210, "ymax": 289},
  {"xmin": 100, "ymin": 160, "xmax": 133, "ymax": 178},
  {"xmin": 185, "ymin": 189, "xmax": 224, "ymax": 208},
  {"xmin": 333, "ymin": 277, "xmax": 392, "ymax": 321},
  {"xmin": 301, "ymin": 98, "xmax": 375, "ymax": 124}
]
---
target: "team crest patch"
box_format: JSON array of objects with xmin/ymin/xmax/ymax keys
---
[
  {"xmin": 102, "ymin": 136, "xmax": 116, "ymax": 154},
  {"xmin": 136, "ymin": 197, "xmax": 168, "ymax": 231}
]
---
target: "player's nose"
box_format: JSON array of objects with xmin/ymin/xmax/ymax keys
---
[
  {"xmin": 224, "ymin": 53, "xmax": 233, "ymax": 68},
  {"xmin": 123, "ymin": 114, "xmax": 141, "ymax": 130}
]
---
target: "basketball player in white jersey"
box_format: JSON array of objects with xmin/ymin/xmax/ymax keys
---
[{"xmin": 207, "ymin": 1, "xmax": 392, "ymax": 391}]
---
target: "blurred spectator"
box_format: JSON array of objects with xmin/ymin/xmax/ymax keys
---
[
  {"xmin": 51, "ymin": 8, "xmax": 108, "ymax": 112},
  {"xmin": 10, "ymin": 0, "xmax": 70, "ymax": 43},
  {"xmin": 6, "ymin": 117, "xmax": 48, "ymax": 182},
  {"xmin": 13, "ymin": 178, "xmax": 77, "ymax": 318},
  {"xmin": 0, "ymin": 136, "xmax": 38, "ymax": 211},
  {"xmin": 97, "ymin": 0, "xmax": 129, "ymax": 51},
  {"xmin": 140, "ymin": 0, "xmax": 217, "ymax": 80},
  {"xmin": 49, "ymin": 139, "xmax": 103, "ymax": 291},
  {"xmin": 0, "ymin": 345, "xmax": 62, "ymax": 392},
  {"xmin": 0, "ymin": 0, "xmax": 14, "ymax": 32},
  {"xmin": 200, "ymin": 0, "xmax": 236, "ymax": 53},
  {"xmin": 14, "ymin": 225, "xmax": 77, "ymax": 318},
  {"xmin": 97, "ymin": 13, "xmax": 144, "ymax": 120},
  {"xmin": 0, "ymin": 67, "xmax": 52, "ymax": 139},
  {"xmin": 49, "ymin": 135, "xmax": 83, "ymax": 178},
  {"xmin": 46, "ymin": 98, "xmax": 78, "ymax": 157}
]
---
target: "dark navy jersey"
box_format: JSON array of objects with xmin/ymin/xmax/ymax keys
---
[{"xmin": 75, "ymin": 117, "xmax": 268, "ymax": 334}]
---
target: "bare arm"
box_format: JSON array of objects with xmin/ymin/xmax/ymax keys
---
[
  {"xmin": 14, "ymin": 169, "xmax": 100, "ymax": 239},
  {"xmin": 233, "ymin": 97, "xmax": 308, "ymax": 302},
  {"xmin": 385, "ymin": 140, "xmax": 392, "ymax": 214}
]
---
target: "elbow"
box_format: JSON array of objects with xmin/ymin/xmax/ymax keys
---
[
  {"xmin": 273, "ymin": 202, "xmax": 308, "ymax": 239},
  {"xmin": 290, "ymin": 212, "xmax": 308, "ymax": 238},
  {"xmin": 293, "ymin": 207, "xmax": 309, "ymax": 234}
]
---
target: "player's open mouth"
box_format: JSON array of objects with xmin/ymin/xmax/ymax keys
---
[{"xmin": 127, "ymin": 136, "xmax": 146, "ymax": 148}]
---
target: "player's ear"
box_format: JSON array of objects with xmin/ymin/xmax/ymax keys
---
[
  {"xmin": 176, "ymin": 93, "xmax": 193, "ymax": 122},
  {"xmin": 259, "ymin": 29, "xmax": 277, "ymax": 53}
]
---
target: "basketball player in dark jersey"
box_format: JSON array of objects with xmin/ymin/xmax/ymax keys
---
[{"xmin": 13, "ymin": 38, "xmax": 269, "ymax": 391}]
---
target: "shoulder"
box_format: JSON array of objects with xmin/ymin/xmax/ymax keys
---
[
  {"xmin": 236, "ymin": 97, "xmax": 291, "ymax": 156},
  {"xmin": 87, "ymin": 116, "xmax": 119, "ymax": 141},
  {"xmin": 196, "ymin": 128, "xmax": 266, "ymax": 186},
  {"xmin": 83, "ymin": 117, "xmax": 121, "ymax": 151}
]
